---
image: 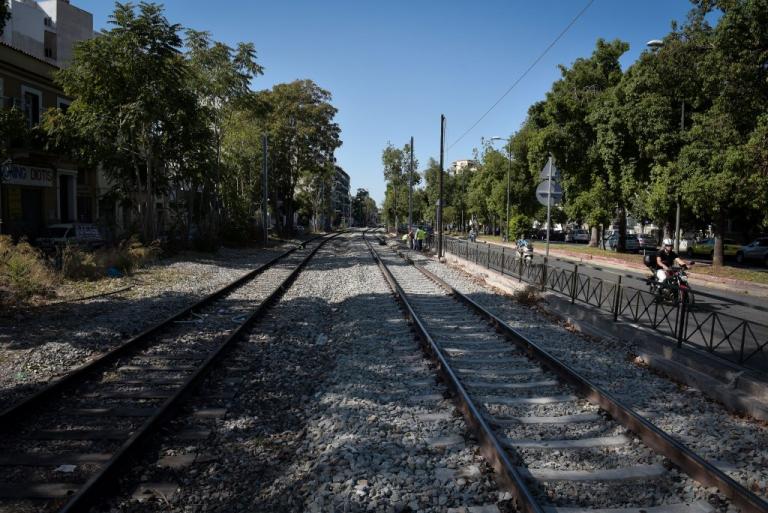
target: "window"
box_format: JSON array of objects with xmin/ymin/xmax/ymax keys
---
[
  {"xmin": 22, "ymin": 87, "xmax": 42, "ymax": 127},
  {"xmin": 44, "ymin": 17, "xmax": 53, "ymax": 27}
]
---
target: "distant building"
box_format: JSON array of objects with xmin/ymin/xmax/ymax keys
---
[
  {"xmin": 2, "ymin": 0, "xmax": 94, "ymax": 68},
  {"xmin": 450, "ymin": 159, "xmax": 478, "ymax": 175},
  {"xmin": 331, "ymin": 165, "xmax": 350, "ymax": 228}
]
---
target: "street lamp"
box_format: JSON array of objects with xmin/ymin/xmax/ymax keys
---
[
  {"xmin": 647, "ymin": 39, "xmax": 683, "ymax": 253},
  {"xmin": 489, "ymin": 136, "xmax": 511, "ymax": 242}
]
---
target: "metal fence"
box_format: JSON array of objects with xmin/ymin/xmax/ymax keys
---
[{"xmin": 444, "ymin": 238, "xmax": 768, "ymax": 369}]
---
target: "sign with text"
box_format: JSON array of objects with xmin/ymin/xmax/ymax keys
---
[{"xmin": 1, "ymin": 164, "xmax": 54, "ymax": 187}]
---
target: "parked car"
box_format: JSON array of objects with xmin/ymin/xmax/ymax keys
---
[
  {"xmin": 565, "ymin": 229, "xmax": 589, "ymax": 243},
  {"xmin": 604, "ymin": 233, "xmax": 640, "ymax": 253},
  {"xmin": 36, "ymin": 223, "xmax": 105, "ymax": 253},
  {"xmin": 687, "ymin": 238, "xmax": 741, "ymax": 258},
  {"xmin": 550, "ymin": 230, "xmax": 566, "ymax": 242},
  {"xmin": 635, "ymin": 233, "xmax": 658, "ymax": 250},
  {"xmin": 736, "ymin": 237, "xmax": 768, "ymax": 266}
]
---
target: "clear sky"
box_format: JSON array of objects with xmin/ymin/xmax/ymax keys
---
[{"xmin": 73, "ymin": 0, "xmax": 695, "ymax": 205}]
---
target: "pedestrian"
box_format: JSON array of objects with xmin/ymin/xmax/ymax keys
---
[
  {"xmin": 407, "ymin": 228, "xmax": 415, "ymax": 249},
  {"xmin": 416, "ymin": 226, "xmax": 426, "ymax": 251}
]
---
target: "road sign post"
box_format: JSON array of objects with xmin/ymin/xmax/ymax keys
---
[{"xmin": 536, "ymin": 156, "xmax": 562, "ymax": 262}]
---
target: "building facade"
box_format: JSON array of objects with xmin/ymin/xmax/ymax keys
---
[
  {"xmin": 2, "ymin": 0, "xmax": 93, "ymax": 68},
  {"xmin": 331, "ymin": 165, "xmax": 350, "ymax": 228},
  {"xmin": 450, "ymin": 159, "xmax": 478, "ymax": 175},
  {"xmin": 0, "ymin": 0, "xmax": 97, "ymax": 239}
]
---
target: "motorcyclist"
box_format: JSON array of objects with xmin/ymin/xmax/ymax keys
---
[{"xmin": 655, "ymin": 238, "xmax": 692, "ymax": 285}]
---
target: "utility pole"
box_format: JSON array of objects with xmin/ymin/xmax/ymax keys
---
[
  {"xmin": 438, "ymin": 114, "xmax": 445, "ymax": 258},
  {"xmin": 674, "ymin": 100, "xmax": 684, "ymax": 253},
  {"xmin": 408, "ymin": 136, "xmax": 414, "ymax": 236},
  {"xmin": 545, "ymin": 155, "xmax": 553, "ymax": 261},
  {"xmin": 262, "ymin": 134, "xmax": 268, "ymax": 246},
  {"xmin": 505, "ymin": 143, "xmax": 511, "ymax": 242}
]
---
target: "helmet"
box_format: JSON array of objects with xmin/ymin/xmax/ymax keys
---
[{"xmin": 662, "ymin": 238, "xmax": 673, "ymax": 247}]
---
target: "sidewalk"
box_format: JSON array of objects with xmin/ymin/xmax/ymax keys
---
[{"xmin": 476, "ymin": 237, "xmax": 768, "ymax": 299}]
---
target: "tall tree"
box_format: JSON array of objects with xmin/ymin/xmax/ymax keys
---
[
  {"xmin": 256, "ymin": 80, "xmax": 341, "ymax": 234},
  {"xmin": 185, "ymin": 29, "xmax": 263, "ymax": 220},
  {"xmin": 677, "ymin": 0, "xmax": 768, "ymax": 266},
  {"xmin": 50, "ymin": 2, "xmax": 207, "ymax": 241},
  {"xmin": 382, "ymin": 141, "xmax": 419, "ymax": 229}
]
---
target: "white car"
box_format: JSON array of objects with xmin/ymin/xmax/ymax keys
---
[{"xmin": 565, "ymin": 229, "xmax": 589, "ymax": 243}]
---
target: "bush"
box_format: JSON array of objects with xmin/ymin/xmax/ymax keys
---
[
  {"xmin": 61, "ymin": 245, "xmax": 101, "ymax": 280},
  {"xmin": 513, "ymin": 285, "xmax": 540, "ymax": 307},
  {"xmin": 62, "ymin": 237, "xmax": 162, "ymax": 281},
  {"xmin": 0, "ymin": 236, "xmax": 57, "ymax": 304}
]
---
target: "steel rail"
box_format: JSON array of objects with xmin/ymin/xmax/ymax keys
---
[
  {"xmin": 0, "ymin": 235, "xmax": 324, "ymax": 428},
  {"xmin": 362, "ymin": 234, "xmax": 544, "ymax": 513},
  {"xmin": 403, "ymin": 251, "xmax": 768, "ymax": 513},
  {"xmin": 57, "ymin": 232, "xmax": 341, "ymax": 513}
]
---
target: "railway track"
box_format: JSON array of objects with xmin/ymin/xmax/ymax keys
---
[
  {"xmin": 0, "ymin": 233, "xmax": 338, "ymax": 513},
  {"xmin": 364, "ymin": 233, "xmax": 768, "ymax": 513}
]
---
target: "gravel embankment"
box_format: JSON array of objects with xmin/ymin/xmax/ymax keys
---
[
  {"xmin": 402, "ymin": 242, "xmax": 768, "ymax": 499},
  {"xmin": 0, "ymin": 245, "xmax": 289, "ymax": 412},
  {"xmin": 108, "ymin": 233, "xmax": 506, "ymax": 513}
]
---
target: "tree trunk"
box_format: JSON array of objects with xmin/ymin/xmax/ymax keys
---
[
  {"xmin": 712, "ymin": 212, "xmax": 726, "ymax": 267},
  {"xmin": 617, "ymin": 205, "xmax": 627, "ymax": 252},
  {"xmin": 589, "ymin": 226, "xmax": 599, "ymax": 247}
]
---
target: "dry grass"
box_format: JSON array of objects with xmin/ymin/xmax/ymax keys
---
[
  {"xmin": 512, "ymin": 285, "xmax": 540, "ymax": 306},
  {"xmin": 63, "ymin": 237, "xmax": 161, "ymax": 281},
  {"xmin": 0, "ymin": 235, "xmax": 58, "ymax": 305}
]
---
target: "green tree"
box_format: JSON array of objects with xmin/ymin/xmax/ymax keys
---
[
  {"xmin": 352, "ymin": 188, "xmax": 377, "ymax": 227},
  {"xmin": 0, "ymin": 2, "xmax": 10, "ymax": 36},
  {"xmin": 185, "ymin": 29, "xmax": 263, "ymax": 223},
  {"xmin": 50, "ymin": 2, "xmax": 208, "ymax": 241},
  {"xmin": 256, "ymin": 80, "xmax": 341, "ymax": 234},
  {"xmin": 382, "ymin": 141, "xmax": 419, "ymax": 229},
  {"xmin": 677, "ymin": 0, "xmax": 768, "ymax": 266}
]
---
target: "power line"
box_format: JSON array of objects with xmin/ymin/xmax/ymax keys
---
[{"xmin": 447, "ymin": 0, "xmax": 595, "ymax": 151}]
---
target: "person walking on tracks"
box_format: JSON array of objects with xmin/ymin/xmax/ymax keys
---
[{"xmin": 416, "ymin": 226, "xmax": 426, "ymax": 251}]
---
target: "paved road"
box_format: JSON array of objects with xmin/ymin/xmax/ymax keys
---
[{"xmin": 501, "ymin": 240, "xmax": 768, "ymax": 318}]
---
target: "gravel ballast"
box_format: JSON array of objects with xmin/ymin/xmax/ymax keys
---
[
  {"xmin": 105, "ymin": 233, "xmax": 505, "ymax": 513},
  {"xmin": 402, "ymin": 241, "xmax": 768, "ymax": 500},
  {"xmin": 0, "ymin": 245, "xmax": 289, "ymax": 412}
]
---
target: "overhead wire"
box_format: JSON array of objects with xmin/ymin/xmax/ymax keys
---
[{"xmin": 446, "ymin": 0, "xmax": 595, "ymax": 152}]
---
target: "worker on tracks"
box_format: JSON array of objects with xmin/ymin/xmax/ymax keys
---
[{"xmin": 416, "ymin": 226, "xmax": 426, "ymax": 251}]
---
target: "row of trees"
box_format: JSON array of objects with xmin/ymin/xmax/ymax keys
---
[
  {"xmin": 28, "ymin": 2, "xmax": 341, "ymax": 244},
  {"xmin": 383, "ymin": 0, "xmax": 767, "ymax": 266}
]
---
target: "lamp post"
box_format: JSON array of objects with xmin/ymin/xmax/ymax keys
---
[
  {"xmin": 408, "ymin": 136, "xmax": 414, "ymax": 237},
  {"xmin": 647, "ymin": 38, "xmax": 683, "ymax": 253},
  {"xmin": 489, "ymin": 136, "xmax": 511, "ymax": 242}
]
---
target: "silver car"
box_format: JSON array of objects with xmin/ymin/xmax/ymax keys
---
[
  {"xmin": 736, "ymin": 237, "xmax": 768, "ymax": 266},
  {"xmin": 605, "ymin": 233, "xmax": 640, "ymax": 253}
]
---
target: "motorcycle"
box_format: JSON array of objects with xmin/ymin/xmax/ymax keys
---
[
  {"xmin": 644, "ymin": 263, "xmax": 695, "ymax": 305},
  {"xmin": 516, "ymin": 239, "xmax": 534, "ymax": 263}
]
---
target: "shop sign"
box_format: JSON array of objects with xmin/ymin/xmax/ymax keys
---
[{"xmin": 0, "ymin": 164, "xmax": 54, "ymax": 187}]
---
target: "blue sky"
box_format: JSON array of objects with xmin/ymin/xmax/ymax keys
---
[{"xmin": 74, "ymin": 0, "xmax": 695, "ymax": 205}]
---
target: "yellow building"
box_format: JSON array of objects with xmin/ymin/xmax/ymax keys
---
[{"xmin": 0, "ymin": 41, "xmax": 99, "ymax": 238}]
